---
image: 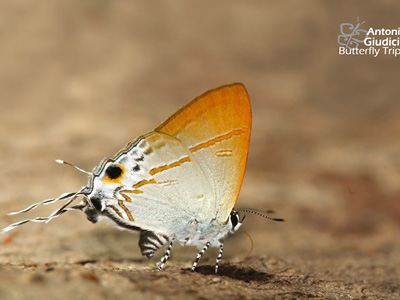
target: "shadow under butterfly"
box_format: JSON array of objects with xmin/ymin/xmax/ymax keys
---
[{"xmin": 2, "ymin": 83, "xmax": 284, "ymax": 273}]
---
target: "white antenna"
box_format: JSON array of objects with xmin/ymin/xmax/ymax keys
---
[{"xmin": 56, "ymin": 159, "xmax": 92, "ymax": 175}]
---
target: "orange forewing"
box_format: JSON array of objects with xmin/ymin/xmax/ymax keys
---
[{"xmin": 154, "ymin": 83, "xmax": 251, "ymax": 222}]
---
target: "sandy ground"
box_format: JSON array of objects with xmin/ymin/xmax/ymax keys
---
[{"xmin": 1, "ymin": 1, "xmax": 400, "ymax": 299}]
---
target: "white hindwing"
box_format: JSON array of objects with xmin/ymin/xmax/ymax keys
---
[{"xmin": 91, "ymin": 132, "xmax": 215, "ymax": 235}]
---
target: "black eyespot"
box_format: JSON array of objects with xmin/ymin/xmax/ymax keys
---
[
  {"xmin": 231, "ymin": 212, "xmax": 239, "ymax": 228},
  {"xmin": 105, "ymin": 165, "xmax": 123, "ymax": 179},
  {"xmin": 133, "ymin": 164, "xmax": 141, "ymax": 172}
]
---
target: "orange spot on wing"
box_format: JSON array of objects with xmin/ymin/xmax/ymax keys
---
[
  {"xmin": 153, "ymin": 140, "xmax": 166, "ymax": 149},
  {"xmin": 144, "ymin": 147, "xmax": 153, "ymax": 155}
]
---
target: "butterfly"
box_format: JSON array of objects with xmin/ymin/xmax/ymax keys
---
[{"xmin": 2, "ymin": 83, "xmax": 284, "ymax": 273}]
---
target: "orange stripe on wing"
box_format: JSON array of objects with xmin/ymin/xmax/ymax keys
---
[
  {"xmin": 108, "ymin": 205, "xmax": 123, "ymax": 218},
  {"xmin": 119, "ymin": 179, "xmax": 157, "ymax": 202},
  {"xmin": 216, "ymin": 149, "xmax": 233, "ymax": 157},
  {"xmin": 149, "ymin": 157, "xmax": 191, "ymax": 176},
  {"xmin": 190, "ymin": 128, "xmax": 247, "ymax": 153},
  {"xmin": 120, "ymin": 189, "xmax": 144, "ymax": 203},
  {"xmin": 120, "ymin": 192, "xmax": 132, "ymax": 202},
  {"xmin": 132, "ymin": 179, "xmax": 157, "ymax": 189},
  {"xmin": 118, "ymin": 200, "xmax": 134, "ymax": 221}
]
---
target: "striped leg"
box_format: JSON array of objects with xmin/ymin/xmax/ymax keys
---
[
  {"xmin": 191, "ymin": 242, "xmax": 211, "ymax": 271},
  {"xmin": 215, "ymin": 244, "xmax": 224, "ymax": 273},
  {"xmin": 139, "ymin": 231, "xmax": 169, "ymax": 259},
  {"xmin": 157, "ymin": 241, "xmax": 173, "ymax": 271}
]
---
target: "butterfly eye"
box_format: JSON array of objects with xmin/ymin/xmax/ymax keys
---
[
  {"xmin": 105, "ymin": 165, "xmax": 123, "ymax": 180},
  {"xmin": 90, "ymin": 197, "xmax": 103, "ymax": 211}
]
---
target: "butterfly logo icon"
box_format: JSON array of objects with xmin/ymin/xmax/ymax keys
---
[{"xmin": 338, "ymin": 17, "xmax": 368, "ymax": 49}]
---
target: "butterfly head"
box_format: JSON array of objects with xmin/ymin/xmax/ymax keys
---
[{"xmin": 79, "ymin": 160, "xmax": 119, "ymax": 210}]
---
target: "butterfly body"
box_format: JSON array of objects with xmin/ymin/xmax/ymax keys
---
[{"xmin": 3, "ymin": 83, "xmax": 255, "ymax": 272}]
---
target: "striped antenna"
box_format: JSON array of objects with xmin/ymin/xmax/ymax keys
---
[
  {"xmin": 8, "ymin": 186, "xmax": 87, "ymax": 216},
  {"xmin": 1, "ymin": 201, "xmax": 88, "ymax": 235},
  {"xmin": 1, "ymin": 186, "xmax": 88, "ymax": 235},
  {"xmin": 8, "ymin": 192, "xmax": 78, "ymax": 215},
  {"xmin": 237, "ymin": 208, "xmax": 286, "ymax": 222}
]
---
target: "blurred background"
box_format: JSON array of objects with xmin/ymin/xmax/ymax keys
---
[{"xmin": 0, "ymin": 1, "xmax": 399, "ymax": 299}]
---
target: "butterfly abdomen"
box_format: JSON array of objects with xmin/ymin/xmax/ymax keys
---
[{"xmin": 139, "ymin": 231, "xmax": 169, "ymax": 259}]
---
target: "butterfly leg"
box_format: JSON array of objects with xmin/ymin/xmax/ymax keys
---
[
  {"xmin": 215, "ymin": 243, "xmax": 224, "ymax": 273},
  {"xmin": 191, "ymin": 242, "xmax": 211, "ymax": 271},
  {"xmin": 157, "ymin": 241, "xmax": 173, "ymax": 271}
]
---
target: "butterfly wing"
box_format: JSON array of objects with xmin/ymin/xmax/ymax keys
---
[
  {"xmin": 154, "ymin": 83, "xmax": 251, "ymax": 223},
  {"xmin": 91, "ymin": 83, "xmax": 251, "ymax": 234}
]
